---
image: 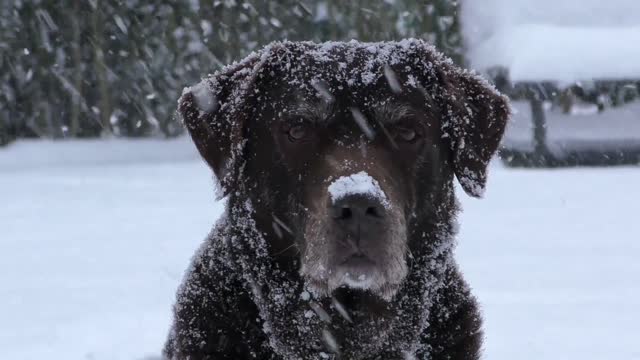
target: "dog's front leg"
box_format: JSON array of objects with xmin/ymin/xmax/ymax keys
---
[
  {"xmin": 162, "ymin": 241, "xmax": 267, "ymax": 360},
  {"xmin": 421, "ymin": 267, "xmax": 484, "ymax": 360}
]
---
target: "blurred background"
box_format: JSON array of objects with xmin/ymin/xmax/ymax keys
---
[
  {"xmin": 2, "ymin": 0, "xmax": 640, "ymax": 167},
  {"xmin": 1, "ymin": 1, "xmax": 638, "ymax": 359}
]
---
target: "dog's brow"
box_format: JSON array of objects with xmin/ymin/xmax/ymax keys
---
[
  {"xmin": 284, "ymin": 100, "xmax": 333, "ymax": 123},
  {"xmin": 374, "ymin": 102, "xmax": 415, "ymax": 125}
]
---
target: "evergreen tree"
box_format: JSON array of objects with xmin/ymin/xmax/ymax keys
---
[{"xmin": 0, "ymin": 0, "xmax": 464, "ymax": 145}]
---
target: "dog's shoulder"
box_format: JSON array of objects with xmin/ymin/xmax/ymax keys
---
[
  {"xmin": 420, "ymin": 266, "xmax": 483, "ymax": 360},
  {"xmin": 163, "ymin": 219, "xmax": 269, "ymax": 359}
]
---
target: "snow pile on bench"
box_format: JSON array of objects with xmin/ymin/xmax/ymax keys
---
[
  {"xmin": 462, "ymin": 0, "xmax": 640, "ymax": 83},
  {"xmin": 469, "ymin": 25, "xmax": 640, "ymax": 83}
]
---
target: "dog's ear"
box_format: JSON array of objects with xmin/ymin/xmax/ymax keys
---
[
  {"xmin": 179, "ymin": 59, "xmax": 261, "ymax": 196},
  {"xmin": 438, "ymin": 66, "xmax": 510, "ymax": 198}
]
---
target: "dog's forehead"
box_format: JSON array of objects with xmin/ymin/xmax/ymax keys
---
[
  {"xmin": 267, "ymin": 78, "xmax": 431, "ymax": 130},
  {"xmin": 262, "ymin": 40, "xmax": 439, "ymax": 102}
]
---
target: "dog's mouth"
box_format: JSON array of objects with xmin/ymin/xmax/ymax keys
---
[
  {"xmin": 323, "ymin": 252, "xmax": 397, "ymax": 299},
  {"xmin": 302, "ymin": 257, "xmax": 404, "ymax": 302},
  {"xmin": 340, "ymin": 253, "xmax": 375, "ymax": 267},
  {"xmin": 335, "ymin": 254, "xmax": 377, "ymax": 288}
]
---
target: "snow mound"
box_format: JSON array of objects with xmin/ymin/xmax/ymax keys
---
[
  {"xmin": 470, "ymin": 25, "xmax": 640, "ymax": 83},
  {"xmin": 327, "ymin": 171, "xmax": 390, "ymax": 209},
  {"xmin": 462, "ymin": 0, "xmax": 640, "ymax": 83}
]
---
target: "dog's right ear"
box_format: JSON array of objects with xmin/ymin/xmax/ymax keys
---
[{"xmin": 179, "ymin": 59, "xmax": 260, "ymax": 196}]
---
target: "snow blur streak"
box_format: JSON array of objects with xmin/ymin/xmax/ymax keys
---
[
  {"xmin": 189, "ymin": 82, "xmax": 218, "ymax": 114},
  {"xmin": 272, "ymin": 214, "xmax": 293, "ymax": 234},
  {"xmin": 331, "ymin": 296, "xmax": 353, "ymax": 323},
  {"xmin": 415, "ymin": 83, "xmax": 433, "ymax": 103},
  {"xmin": 311, "ymin": 80, "xmax": 335, "ymax": 103},
  {"xmin": 271, "ymin": 221, "xmax": 283, "ymax": 239},
  {"xmin": 310, "ymin": 301, "xmax": 332, "ymax": 323},
  {"xmin": 384, "ymin": 64, "xmax": 403, "ymax": 93},
  {"xmin": 322, "ymin": 328, "xmax": 340, "ymax": 354},
  {"xmin": 349, "ymin": 108, "xmax": 375, "ymax": 140},
  {"xmin": 375, "ymin": 117, "xmax": 398, "ymax": 149}
]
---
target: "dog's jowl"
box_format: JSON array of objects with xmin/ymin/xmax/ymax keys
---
[{"xmin": 164, "ymin": 39, "xmax": 510, "ymax": 360}]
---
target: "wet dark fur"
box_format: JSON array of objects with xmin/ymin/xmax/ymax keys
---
[
  {"xmin": 165, "ymin": 229, "xmax": 481, "ymax": 359},
  {"xmin": 164, "ymin": 40, "xmax": 509, "ymax": 359}
]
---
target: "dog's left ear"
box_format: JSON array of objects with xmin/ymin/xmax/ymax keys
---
[
  {"xmin": 439, "ymin": 66, "xmax": 511, "ymax": 198},
  {"xmin": 178, "ymin": 57, "xmax": 264, "ymax": 196}
]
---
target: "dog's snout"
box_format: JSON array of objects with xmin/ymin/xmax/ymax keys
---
[
  {"xmin": 330, "ymin": 195, "xmax": 387, "ymax": 251},
  {"xmin": 331, "ymin": 195, "xmax": 385, "ymax": 221}
]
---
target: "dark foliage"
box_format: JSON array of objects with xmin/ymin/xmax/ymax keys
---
[{"xmin": 0, "ymin": 0, "xmax": 462, "ymax": 145}]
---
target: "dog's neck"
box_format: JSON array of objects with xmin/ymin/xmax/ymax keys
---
[{"xmin": 224, "ymin": 188, "xmax": 459, "ymax": 358}]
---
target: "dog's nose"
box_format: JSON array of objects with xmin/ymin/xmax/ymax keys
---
[{"xmin": 331, "ymin": 194, "xmax": 385, "ymax": 231}]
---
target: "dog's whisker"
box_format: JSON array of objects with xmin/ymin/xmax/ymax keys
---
[{"xmin": 273, "ymin": 242, "xmax": 298, "ymax": 256}]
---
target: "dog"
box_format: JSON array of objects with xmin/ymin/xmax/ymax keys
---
[{"xmin": 163, "ymin": 39, "xmax": 509, "ymax": 359}]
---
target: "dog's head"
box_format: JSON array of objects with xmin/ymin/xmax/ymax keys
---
[{"xmin": 180, "ymin": 40, "xmax": 509, "ymax": 300}]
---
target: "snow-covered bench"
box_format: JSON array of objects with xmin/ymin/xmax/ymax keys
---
[{"xmin": 461, "ymin": 0, "xmax": 640, "ymax": 166}]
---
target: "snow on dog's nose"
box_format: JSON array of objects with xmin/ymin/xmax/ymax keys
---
[
  {"xmin": 327, "ymin": 171, "xmax": 390, "ymax": 209},
  {"xmin": 328, "ymin": 172, "xmax": 390, "ymax": 249}
]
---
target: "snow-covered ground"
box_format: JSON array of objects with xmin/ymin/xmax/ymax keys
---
[{"xmin": 1, "ymin": 139, "xmax": 639, "ymax": 360}]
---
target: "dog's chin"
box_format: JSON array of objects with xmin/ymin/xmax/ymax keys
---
[{"xmin": 301, "ymin": 259, "xmax": 403, "ymax": 302}]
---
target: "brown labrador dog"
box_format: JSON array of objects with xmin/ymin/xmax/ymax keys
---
[{"xmin": 164, "ymin": 40, "xmax": 509, "ymax": 360}]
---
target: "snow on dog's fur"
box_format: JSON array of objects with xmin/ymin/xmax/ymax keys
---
[{"xmin": 164, "ymin": 39, "xmax": 510, "ymax": 359}]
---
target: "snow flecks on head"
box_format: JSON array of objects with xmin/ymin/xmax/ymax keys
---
[
  {"xmin": 254, "ymin": 39, "xmax": 445, "ymax": 99},
  {"xmin": 327, "ymin": 171, "xmax": 390, "ymax": 209},
  {"xmin": 349, "ymin": 108, "xmax": 375, "ymax": 140}
]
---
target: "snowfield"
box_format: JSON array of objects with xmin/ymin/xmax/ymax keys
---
[{"xmin": 1, "ymin": 139, "xmax": 639, "ymax": 360}]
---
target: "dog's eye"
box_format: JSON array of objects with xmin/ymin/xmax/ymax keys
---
[
  {"xmin": 395, "ymin": 127, "xmax": 417, "ymax": 142},
  {"xmin": 287, "ymin": 124, "xmax": 307, "ymax": 142}
]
